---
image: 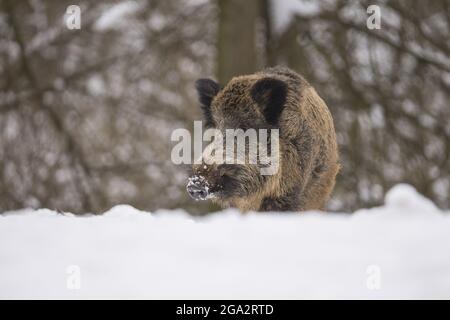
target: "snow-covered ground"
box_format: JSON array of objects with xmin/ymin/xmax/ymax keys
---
[{"xmin": 0, "ymin": 184, "xmax": 449, "ymax": 299}]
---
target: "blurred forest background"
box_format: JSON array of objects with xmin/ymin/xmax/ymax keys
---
[{"xmin": 1, "ymin": 0, "xmax": 449, "ymax": 215}]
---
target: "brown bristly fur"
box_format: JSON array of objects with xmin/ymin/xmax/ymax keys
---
[{"xmin": 192, "ymin": 67, "xmax": 340, "ymax": 212}]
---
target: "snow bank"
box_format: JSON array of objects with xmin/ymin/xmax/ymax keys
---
[{"xmin": 0, "ymin": 184, "xmax": 449, "ymax": 299}]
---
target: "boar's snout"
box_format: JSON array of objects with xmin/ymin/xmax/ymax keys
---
[{"xmin": 187, "ymin": 175, "xmax": 211, "ymax": 200}]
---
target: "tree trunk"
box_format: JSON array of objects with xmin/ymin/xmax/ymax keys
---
[{"xmin": 217, "ymin": 0, "xmax": 260, "ymax": 84}]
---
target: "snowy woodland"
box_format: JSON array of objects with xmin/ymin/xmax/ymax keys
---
[
  {"xmin": 1, "ymin": 0, "xmax": 449, "ymax": 214},
  {"xmin": 0, "ymin": 0, "xmax": 450, "ymax": 299}
]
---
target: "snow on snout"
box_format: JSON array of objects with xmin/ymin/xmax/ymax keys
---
[{"xmin": 186, "ymin": 175, "xmax": 216, "ymax": 200}]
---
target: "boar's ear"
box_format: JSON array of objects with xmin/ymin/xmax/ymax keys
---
[
  {"xmin": 250, "ymin": 78, "xmax": 287, "ymax": 125},
  {"xmin": 195, "ymin": 78, "xmax": 220, "ymax": 127}
]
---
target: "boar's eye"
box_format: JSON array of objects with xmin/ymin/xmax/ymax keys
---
[
  {"xmin": 195, "ymin": 78, "xmax": 220, "ymax": 128},
  {"xmin": 250, "ymin": 78, "xmax": 287, "ymax": 126},
  {"xmin": 218, "ymin": 172, "xmax": 241, "ymax": 196}
]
